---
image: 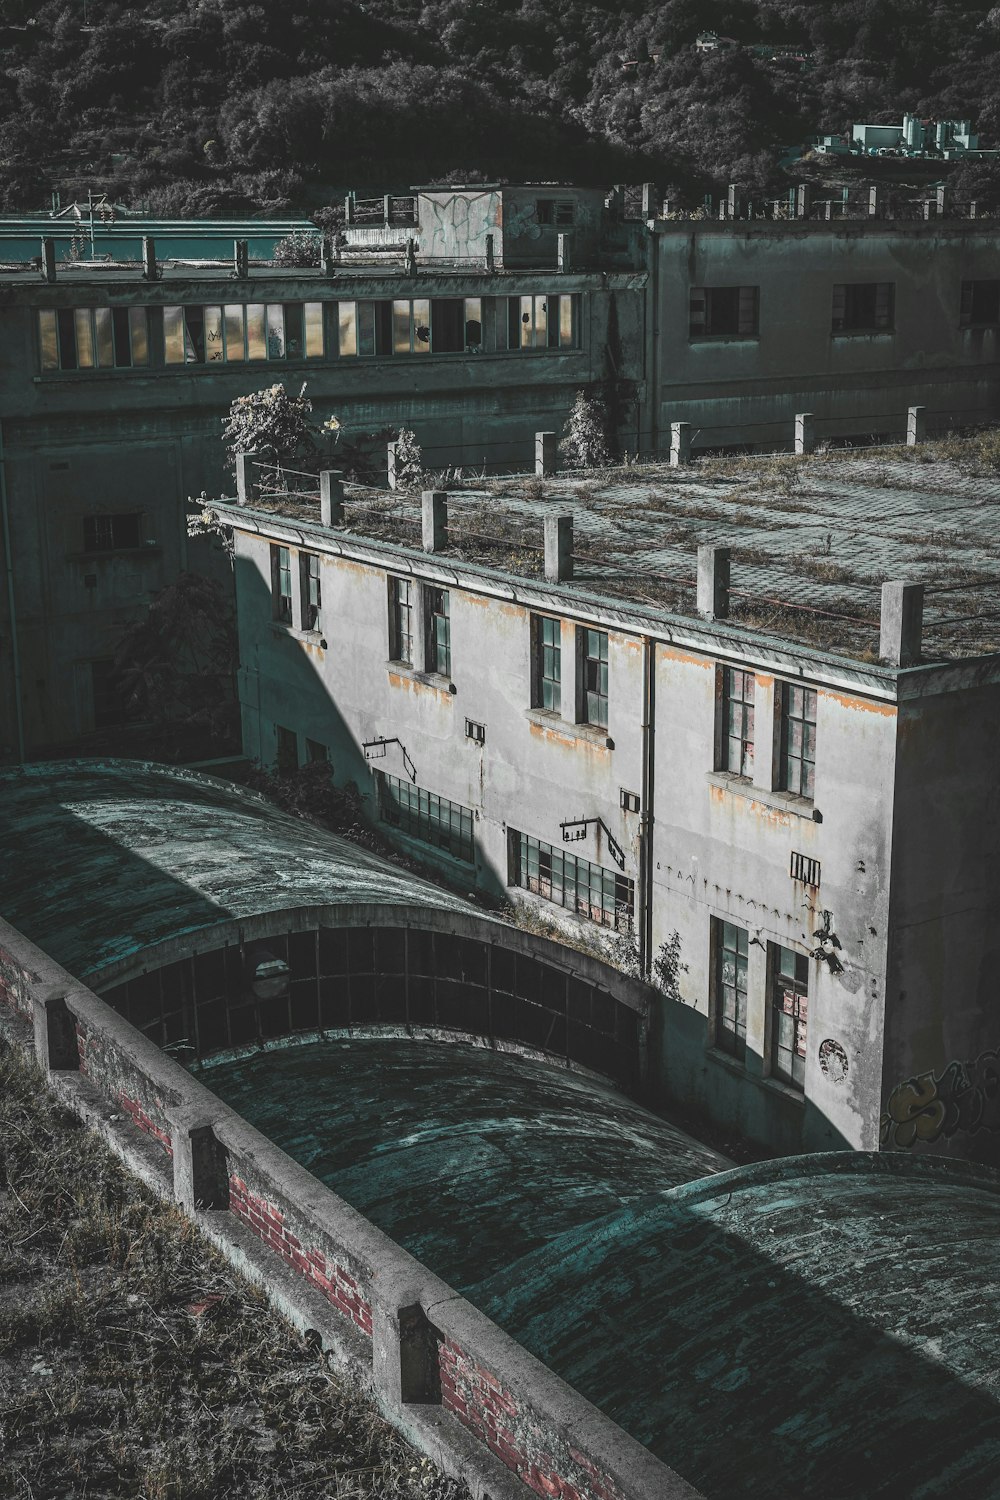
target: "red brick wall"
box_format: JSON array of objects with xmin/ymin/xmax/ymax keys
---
[
  {"xmin": 229, "ymin": 1174, "xmax": 373, "ymax": 1338},
  {"xmin": 75, "ymin": 1018, "xmax": 173, "ymax": 1157},
  {"xmin": 439, "ymin": 1338, "xmax": 625, "ymax": 1500},
  {"xmin": 0, "ymin": 944, "xmax": 35, "ymax": 1019}
]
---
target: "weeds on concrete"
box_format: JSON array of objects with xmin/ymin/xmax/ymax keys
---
[{"xmin": 0, "ymin": 1044, "xmax": 468, "ymax": 1500}]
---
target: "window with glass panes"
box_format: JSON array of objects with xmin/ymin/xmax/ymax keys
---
[
  {"xmin": 534, "ymin": 615, "xmax": 561, "ymax": 713},
  {"xmin": 581, "ymin": 628, "xmax": 608, "ymax": 727},
  {"xmin": 509, "ymin": 830, "xmax": 634, "ymax": 930},
  {"xmin": 163, "ymin": 302, "xmax": 324, "ymax": 364},
  {"xmin": 721, "ymin": 667, "xmax": 755, "ymax": 777},
  {"xmin": 770, "ymin": 944, "xmax": 809, "ymax": 1089},
  {"xmin": 779, "ymin": 683, "xmax": 817, "ymax": 798},
  {"xmin": 388, "ymin": 577, "xmax": 413, "ymax": 663},
  {"xmin": 715, "ymin": 920, "xmax": 749, "ymax": 1061},
  {"xmin": 376, "ymin": 772, "xmax": 474, "ymax": 862},
  {"xmin": 83, "ymin": 514, "xmax": 141, "ymax": 553},
  {"xmin": 301, "ymin": 553, "xmax": 321, "ymax": 630},
  {"xmin": 272, "ymin": 545, "xmax": 293, "ymax": 623},
  {"xmin": 425, "ymin": 587, "xmax": 451, "ymax": 677},
  {"xmin": 334, "ymin": 294, "xmax": 578, "ymax": 356},
  {"xmin": 39, "ymin": 307, "xmax": 150, "ymax": 371}
]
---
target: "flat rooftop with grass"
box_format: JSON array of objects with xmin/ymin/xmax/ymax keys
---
[{"xmin": 219, "ymin": 436, "xmax": 1000, "ymax": 664}]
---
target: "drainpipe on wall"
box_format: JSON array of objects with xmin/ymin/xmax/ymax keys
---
[
  {"xmin": 0, "ymin": 420, "xmax": 25, "ymax": 763},
  {"xmin": 637, "ymin": 634, "xmax": 656, "ymax": 977}
]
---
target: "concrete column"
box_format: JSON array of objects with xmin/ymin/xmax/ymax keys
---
[
  {"xmin": 320, "ymin": 236, "xmax": 336, "ymax": 276},
  {"xmin": 535, "ymin": 431, "xmax": 557, "ymax": 476},
  {"xmin": 697, "ymin": 545, "xmax": 730, "ymax": 620},
  {"xmin": 235, "ymin": 452, "xmax": 256, "ymax": 506},
  {"xmin": 557, "ymin": 233, "xmax": 570, "ymax": 272},
  {"xmin": 319, "ymin": 470, "xmax": 344, "ymax": 525},
  {"xmin": 907, "ymin": 406, "xmax": 926, "ymax": 446},
  {"xmin": 794, "ymin": 413, "xmax": 815, "ymax": 456},
  {"xmin": 387, "ymin": 441, "xmax": 398, "ymax": 491},
  {"xmin": 921, "ymin": 200, "xmax": 933, "ymax": 221},
  {"xmin": 167, "ymin": 1106, "xmax": 230, "ymax": 1212},
  {"xmin": 484, "ymin": 233, "xmax": 495, "ymax": 272},
  {"xmin": 669, "ymin": 422, "xmax": 692, "ymax": 467},
  {"xmin": 544, "ymin": 515, "xmax": 573, "ymax": 582},
  {"xmin": 383, "ymin": 194, "xmax": 392, "ymax": 224},
  {"xmin": 880, "ymin": 582, "xmax": 924, "ymax": 667},
  {"xmin": 404, "ymin": 237, "xmax": 417, "ymax": 275},
  {"xmin": 141, "ymin": 236, "xmax": 157, "ymax": 281},
  {"xmin": 344, "ymin": 195, "xmax": 353, "ymax": 225},
  {"xmin": 796, "ymin": 184, "xmax": 811, "ymax": 219},
  {"xmin": 641, "ymin": 182, "xmax": 656, "ymax": 218},
  {"xmin": 867, "ymin": 186, "xmax": 882, "ymax": 218},
  {"xmin": 422, "ymin": 490, "xmax": 448, "ymax": 552},
  {"xmin": 969, "ymin": 200, "xmax": 979, "ymax": 220},
  {"xmin": 233, "ymin": 238, "xmax": 248, "ymax": 278},
  {"xmin": 726, "ymin": 184, "xmax": 742, "ymax": 219},
  {"xmin": 33, "ymin": 988, "xmax": 78, "ymax": 1072},
  {"xmin": 40, "ymin": 236, "xmax": 56, "ymax": 282},
  {"xmin": 372, "ymin": 1292, "xmax": 441, "ymax": 1407}
]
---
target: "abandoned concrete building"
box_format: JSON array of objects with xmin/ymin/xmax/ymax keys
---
[
  {"xmin": 209, "ymin": 451, "xmax": 1000, "ymax": 1167},
  {"xmin": 3, "ymin": 759, "xmax": 1000, "ymax": 1500},
  {"xmin": 2, "ymin": 185, "xmax": 1000, "ymax": 759}
]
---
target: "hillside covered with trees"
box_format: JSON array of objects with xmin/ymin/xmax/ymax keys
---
[{"xmin": 0, "ymin": 0, "xmax": 999, "ymax": 213}]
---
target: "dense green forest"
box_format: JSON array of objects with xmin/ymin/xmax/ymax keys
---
[{"xmin": 0, "ymin": 0, "xmax": 999, "ymax": 212}]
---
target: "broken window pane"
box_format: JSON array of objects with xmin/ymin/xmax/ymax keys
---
[
  {"xmin": 266, "ymin": 304, "xmax": 285, "ymax": 359},
  {"xmin": 464, "ymin": 297, "xmax": 482, "ymax": 351},
  {"xmin": 413, "ymin": 299, "xmax": 430, "ymax": 352},
  {"xmin": 94, "ymin": 307, "xmax": 115, "ymax": 367},
  {"xmin": 339, "ymin": 301, "xmax": 358, "ymax": 357},
  {"xmin": 204, "ymin": 305, "xmax": 224, "ymax": 363}
]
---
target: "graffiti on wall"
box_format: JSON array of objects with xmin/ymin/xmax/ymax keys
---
[{"xmin": 880, "ymin": 1050, "xmax": 1000, "ymax": 1148}]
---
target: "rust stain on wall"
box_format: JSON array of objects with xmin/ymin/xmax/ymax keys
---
[
  {"xmin": 529, "ymin": 721, "xmax": 608, "ymax": 755},
  {"xmin": 821, "ymin": 688, "xmax": 897, "ymax": 718},
  {"xmin": 387, "ymin": 671, "xmax": 453, "ymax": 702},
  {"xmin": 659, "ymin": 645, "xmax": 713, "ymax": 670}
]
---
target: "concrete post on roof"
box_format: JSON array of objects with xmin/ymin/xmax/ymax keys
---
[
  {"xmin": 969, "ymin": 200, "xmax": 979, "ymax": 220},
  {"xmin": 235, "ymin": 452, "xmax": 257, "ymax": 506},
  {"xmin": 422, "ymin": 491, "xmax": 448, "ymax": 553},
  {"xmin": 697, "ymin": 545, "xmax": 730, "ymax": 621},
  {"xmin": 320, "ymin": 236, "xmax": 336, "ymax": 276},
  {"xmin": 641, "ymin": 182, "xmax": 656, "ymax": 218},
  {"xmin": 167, "ymin": 1105, "xmax": 230, "ymax": 1212},
  {"xmin": 319, "ymin": 470, "xmax": 344, "ymax": 526},
  {"xmin": 557, "ymin": 233, "xmax": 570, "ymax": 272},
  {"xmin": 921, "ymin": 199, "xmax": 933, "ymax": 221},
  {"xmin": 868, "ymin": 185, "xmax": 883, "ymax": 218},
  {"xmin": 669, "ymin": 422, "xmax": 692, "ymax": 467},
  {"xmin": 880, "ymin": 582, "xmax": 923, "ymax": 666},
  {"xmin": 726, "ymin": 184, "xmax": 743, "ymax": 219},
  {"xmin": 794, "ymin": 413, "xmax": 815, "ymax": 456},
  {"xmin": 32, "ymin": 987, "xmax": 79, "ymax": 1073},
  {"xmin": 383, "ymin": 194, "xmax": 392, "ymax": 225},
  {"xmin": 535, "ymin": 431, "xmax": 557, "ymax": 476},
  {"xmin": 387, "ymin": 441, "xmax": 398, "ymax": 491},
  {"xmin": 40, "ymin": 236, "xmax": 56, "ymax": 283},
  {"xmin": 141, "ymin": 236, "xmax": 158, "ymax": 281},
  {"xmin": 372, "ymin": 1285, "xmax": 441, "ymax": 1407},
  {"xmin": 907, "ymin": 406, "xmax": 926, "ymax": 446},
  {"xmin": 796, "ymin": 184, "xmax": 812, "ymax": 219},
  {"xmin": 937, "ymin": 185, "xmax": 950, "ymax": 217},
  {"xmin": 484, "ymin": 233, "xmax": 495, "ymax": 272},
  {"xmin": 233, "ymin": 238, "xmax": 248, "ymax": 278},
  {"xmin": 344, "ymin": 195, "xmax": 353, "ymax": 226},
  {"xmin": 404, "ymin": 238, "xmax": 417, "ymax": 276},
  {"xmin": 544, "ymin": 515, "xmax": 574, "ymax": 582}
]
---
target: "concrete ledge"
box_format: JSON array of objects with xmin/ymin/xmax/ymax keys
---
[{"xmin": 0, "ymin": 912, "xmax": 703, "ymax": 1500}]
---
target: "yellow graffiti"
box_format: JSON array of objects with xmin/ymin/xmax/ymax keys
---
[{"xmin": 882, "ymin": 1072, "xmax": 947, "ymax": 1147}]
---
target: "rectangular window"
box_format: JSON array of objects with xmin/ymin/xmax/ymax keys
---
[
  {"xmin": 533, "ymin": 614, "xmax": 561, "ymax": 714},
  {"xmin": 90, "ymin": 659, "xmax": 126, "ymax": 729},
  {"xmin": 306, "ymin": 738, "xmax": 328, "ymax": 762},
  {"xmin": 284, "ymin": 302, "xmax": 304, "ymax": 358},
  {"xmin": 246, "ymin": 303, "xmax": 267, "ymax": 360},
  {"xmin": 56, "ymin": 308, "xmax": 77, "ymax": 369},
  {"xmin": 779, "ymin": 683, "xmax": 817, "ymax": 799},
  {"xmin": 83, "ymin": 513, "xmax": 141, "ymax": 552},
  {"xmin": 271, "ymin": 544, "xmax": 293, "ymax": 624},
  {"xmin": 304, "ymin": 302, "xmax": 324, "ymax": 357},
  {"xmin": 721, "ymin": 666, "xmax": 754, "ymax": 777},
  {"xmin": 536, "ymin": 198, "xmax": 574, "ymax": 226},
  {"xmin": 275, "ymin": 724, "xmax": 298, "ymax": 773},
  {"xmin": 128, "ymin": 307, "xmax": 150, "ymax": 366},
  {"xmin": 960, "ymin": 279, "xmax": 1000, "ymax": 327},
  {"xmin": 770, "ymin": 943, "xmax": 809, "ymax": 1089},
  {"xmin": 301, "ymin": 552, "xmax": 321, "ymax": 631},
  {"xmin": 266, "ymin": 304, "xmax": 285, "ymax": 359},
  {"xmin": 388, "ymin": 576, "xmax": 413, "ymax": 664},
  {"xmin": 392, "ymin": 299, "xmax": 431, "ymax": 354},
  {"xmin": 338, "ymin": 301, "xmax": 358, "ymax": 357},
  {"xmin": 163, "ymin": 306, "xmax": 204, "ymax": 363},
  {"xmin": 509, "ymin": 830, "xmax": 634, "ymax": 930},
  {"xmin": 73, "ymin": 308, "xmax": 95, "ymax": 368},
  {"xmin": 580, "ymin": 627, "xmax": 608, "ymax": 728},
  {"xmin": 224, "ymin": 304, "xmax": 246, "ymax": 361},
  {"xmin": 715, "ymin": 919, "xmax": 749, "ymax": 1062},
  {"xmin": 39, "ymin": 309, "xmax": 59, "ymax": 370},
  {"xmin": 376, "ymin": 771, "xmax": 474, "ymax": 863},
  {"xmin": 425, "ymin": 587, "xmax": 451, "ymax": 677},
  {"xmin": 204, "ymin": 304, "xmax": 224, "ymax": 362},
  {"xmin": 831, "ymin": 282, "xmax": 894, "ymax": 333},
  {"xmin": 689, "ymin": 286, "xmax": 759, "ymax": 338}
]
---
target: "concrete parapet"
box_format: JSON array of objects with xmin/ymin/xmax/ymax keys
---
[
  {"xmin": 794, "ymin": 412, "xmax": 815, "ymax": 456},
  {"xmin": 168, "ymin": 1106, "xmax": 230, "ymax": 1211},
  {"xmin": 535, "ymin": 431, "xmax": 557, "ymax": 476},
  {"xmin": 422, "ymin": 490, "xmax": 448, "ymax": 552},
  {"xmin": 907, "ymin": 406, "xmax": 926, "ymax": 446},
  {"xmin": 669, "ymin": 422, "xmax": 692, "ymax": 467},
  {"xmin": 880, "ymin": 581, "xmax": 924, "ymax": 666},
  {"xmin": 320, "ymin": 470, "xmax": 344, "ymax": 526},
  {"xmin": 697, "ymin": 545, "xmax": 731, "ymax": 620},
  {"xmin": 544, "ymin": 514, "xmax": 574, "ymax": 582}
]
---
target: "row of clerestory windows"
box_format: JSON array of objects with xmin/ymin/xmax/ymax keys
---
[{"xmin": 689, "ymin": 278, "xmax": 1000, "ymax": 338}]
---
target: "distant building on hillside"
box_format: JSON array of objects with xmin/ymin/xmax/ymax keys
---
[{"xmin": 814, "ymin": 113, "xmax": 998, "ymax": 160}]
